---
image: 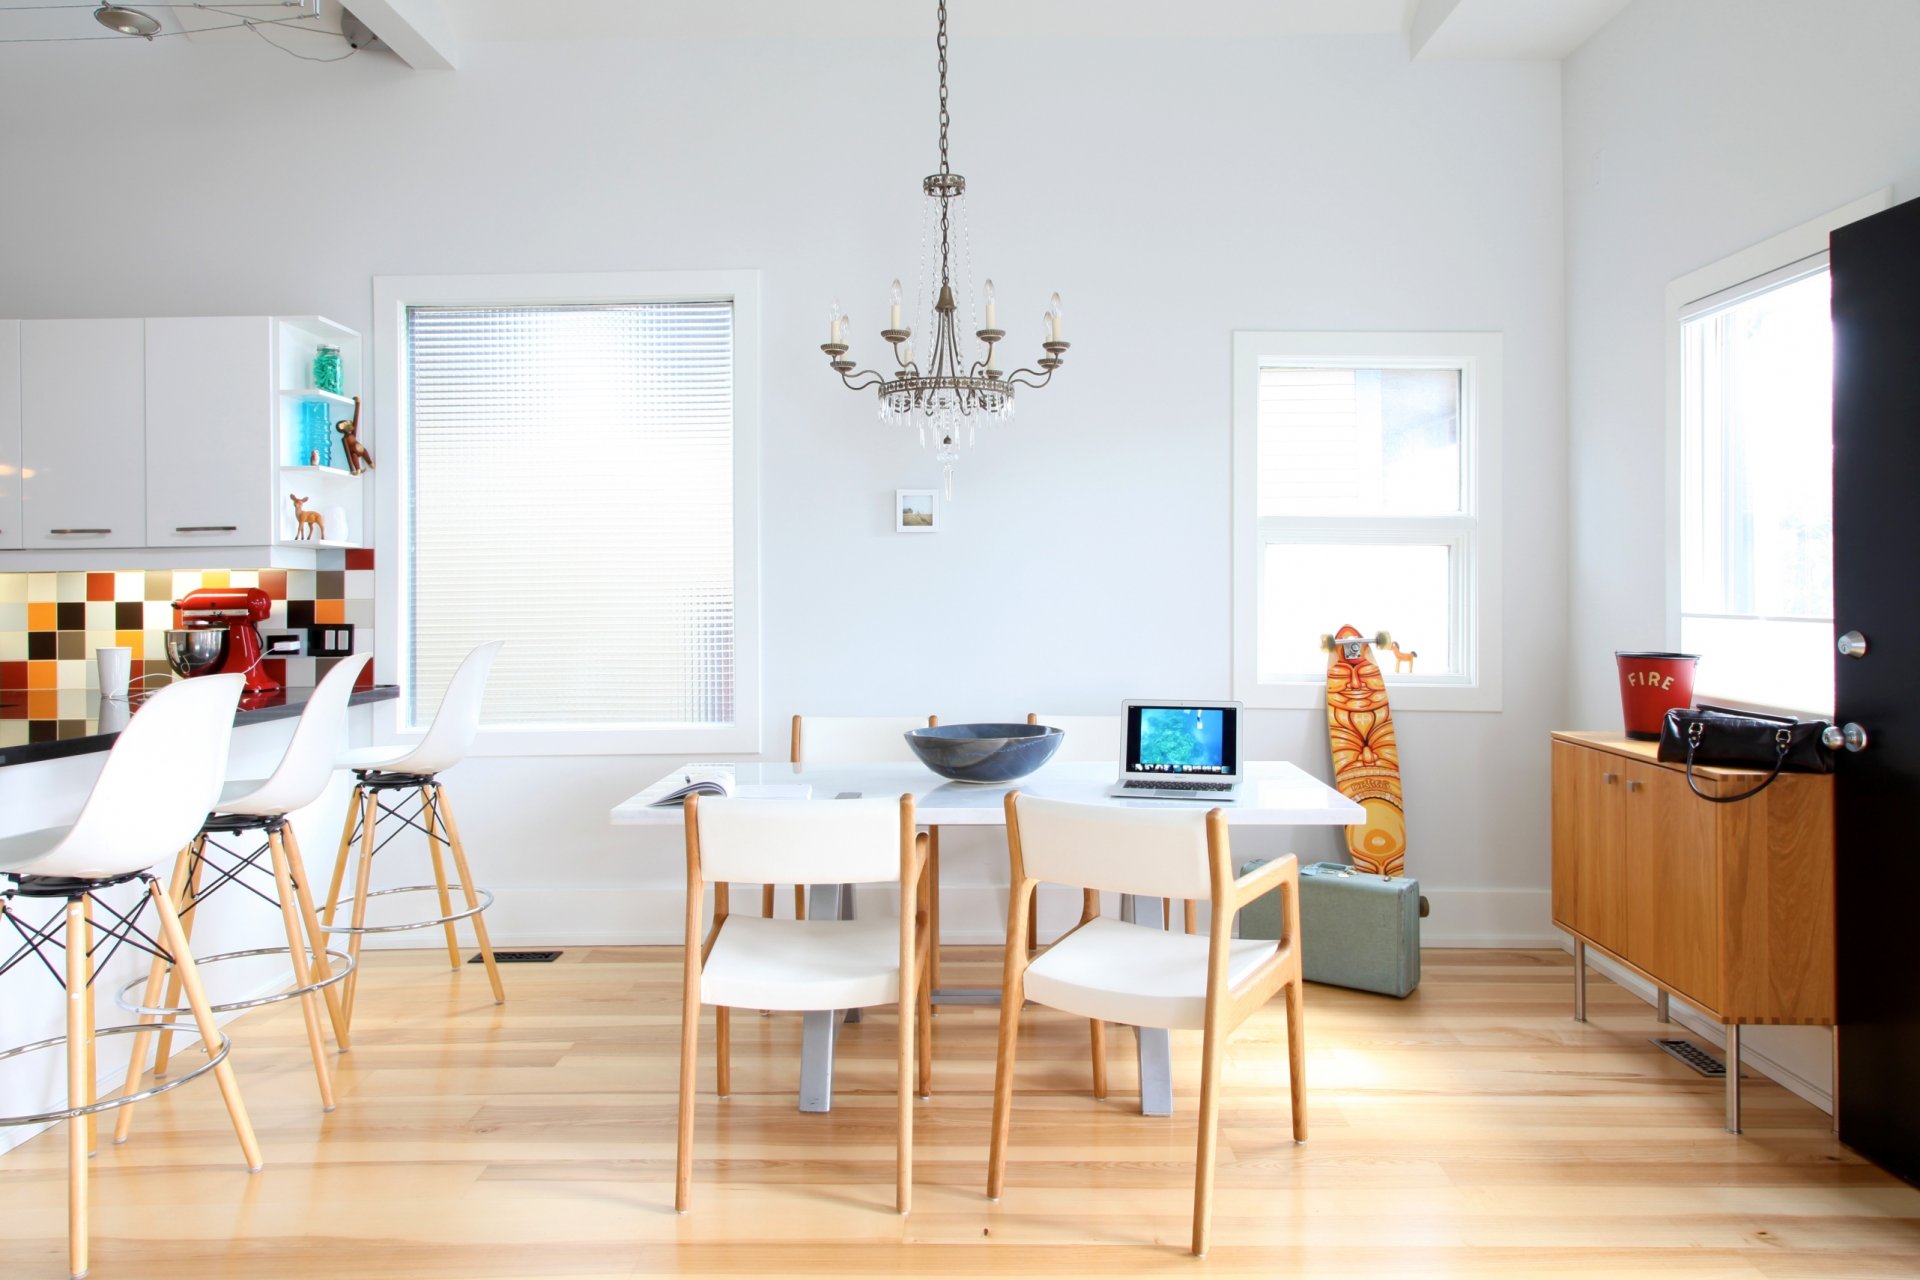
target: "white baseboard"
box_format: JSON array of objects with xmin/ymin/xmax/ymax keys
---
[{"xmin": 1564, "ymin": 936, "xmax": 1834, "ymax": 1115}]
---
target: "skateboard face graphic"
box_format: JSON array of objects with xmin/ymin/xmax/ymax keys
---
[{"xmin": 1324, "ymin": 625, "xmax": 1406, "ymax": 877}]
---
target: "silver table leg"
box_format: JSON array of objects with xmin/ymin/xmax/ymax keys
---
[
  {"xmin": 1656, "ymin": 989, "xmax": 1670, "ymax": 1023},
  {"xmin": 1724, "ymin": 1023, "xmax": 1742, "ymax": 1134},
  {"xmin": 1572, "ymin": 938, "xmax": 1587, "ymax": 1022},
  {"xmin": 797, "ymin": 883, "xmax": 855, "ymax": 1113},
  {"xmin": 1119, "ymin": 893, "xmax": 1175, "ymax": 1116}
]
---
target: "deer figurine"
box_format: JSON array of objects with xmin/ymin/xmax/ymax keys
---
[
  {"xmin": 289, "ymin": 494, "xmax": 325, "ymax": 542},
  {"xmin": 1386, "ymin": 641, "xmax": 1418, "ymax": 673}
]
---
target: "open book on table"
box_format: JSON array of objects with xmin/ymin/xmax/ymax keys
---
[{"xmin": 644, "ymin": 765, "xmax": 811, "ymax": 806}]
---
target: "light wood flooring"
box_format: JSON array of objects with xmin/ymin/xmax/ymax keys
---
[{"xmin": 3, "ymin": 947, "xmax": 1918, "ymax": 1278}]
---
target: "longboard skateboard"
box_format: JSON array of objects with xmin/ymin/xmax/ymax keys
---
[{"xmin": 1321, "ymin": 625, "xmax": 1407, "ymax": 878}]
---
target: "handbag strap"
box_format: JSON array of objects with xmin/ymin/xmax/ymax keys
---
[{"xmin": 1682, "ymin": 721, "xmax": 1789, "ymax": 803}]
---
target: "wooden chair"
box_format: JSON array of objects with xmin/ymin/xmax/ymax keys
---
[
  {"xmin": 677, "ymin": 793, "xmax": 931, "ymax": 1214},
  {"xmin": 988, "ymin": 792, "xmax": 1306, "ymax": 1256},
  {"xmin": 1026, "ymin": 712, "xmax": 1197, "ymax": 940},
  {"xmin": 784, "ymin": 715, "xmax": 940, "ymax": 974}
]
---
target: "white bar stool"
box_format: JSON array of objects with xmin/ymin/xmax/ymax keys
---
[
  {"xmin": 0, "ymin": 674, "xmax": 262, "ymax": 1280},
  {"xmin": 322, "ymin": 641, "xmax": 505, "ymax": 1029},
  {"xmin": 113, "ymin": 653, "xmax": 372, "ymax": 1132}
]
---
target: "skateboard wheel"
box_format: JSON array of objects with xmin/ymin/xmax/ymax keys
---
[
  {"xmin": 1318, "ymin": 633, "xmax": 1334, "ymax": 653},
  {"xmin": 1374, "ymin": 630, "xmax": 1392, "ymax": 647}
]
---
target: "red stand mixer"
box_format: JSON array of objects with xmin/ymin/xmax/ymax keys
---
[{"xmin": 166, "ymin": 588, "xmax": 283, "ymax": 695}]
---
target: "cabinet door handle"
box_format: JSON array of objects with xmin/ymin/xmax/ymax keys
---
[
  {"xmin": 1625, "ymin": 779, "xmax": 1643, "ymax": 793},
  {"xmin": 1601, "ymin": 772, "xmax": 1619, "ymax": 785},
  {"xmin": 49, "ymin": 528, "xmax": 111, "ymax": 535},
  {"xmin": 174, "ymin": 525, "xmax": 239, "ymax": 534}
]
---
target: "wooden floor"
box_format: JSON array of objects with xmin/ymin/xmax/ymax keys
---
[{"xmin": 3, "ymin": 947, "xmax": 1918, "ymax": 1278}]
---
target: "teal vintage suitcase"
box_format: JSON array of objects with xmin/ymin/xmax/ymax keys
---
[{"xmin": 1238, "ymin": 859, "xmax": 1422, "ymax": 998}]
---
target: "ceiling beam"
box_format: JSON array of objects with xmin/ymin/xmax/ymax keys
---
[{"xmin": 342, "ymin": 0, "xmax": 459, "ymax": 70}]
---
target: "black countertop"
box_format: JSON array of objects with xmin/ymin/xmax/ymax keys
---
[{"xmin": 0, "ymin": 684, "xmax": 399, "ymax": 768}]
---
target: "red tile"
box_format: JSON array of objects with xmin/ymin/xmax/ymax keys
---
[
  {"xmin": 259, "ymin": 569, "xmax": 289, "ymax": 600},
  {"xmin": 0, "ymin": 661, "xmax": 25, "ymax": 690},
  {"xmin": 354, "ymin": 663, "xmax": 374, "ymax": 691},
  {"xmin": 345, "ymin": 548, "xmax": 375, "ymax": 571},
  {"xmin": 86, "ymin": 572, "xmax": 115, "ymax": 601}
]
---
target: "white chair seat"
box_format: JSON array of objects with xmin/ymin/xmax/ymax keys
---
[
  {"xmin": 0, "ymin": 824, "xmax": 80, "ymax": 875},
  {"xmin": 1025, "ymin": 916, "xmax": 1279, "ymax": 1031},
  {"xmin": 701, "ymin": 914, "xmax": 903, "ymax": 1012},
  {"xmin": 338, "ymin": 744, "xmax": 415, "ymax": 772}
]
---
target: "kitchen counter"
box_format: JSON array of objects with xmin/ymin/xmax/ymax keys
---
[{"xmin": 0, "ymin": 683, "xmax": 399, "ymax": 767}]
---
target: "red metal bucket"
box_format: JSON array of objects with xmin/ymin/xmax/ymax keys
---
[{"xmin": 1615, "ymin": 651, "xmax": 1699, "ymax": 741}]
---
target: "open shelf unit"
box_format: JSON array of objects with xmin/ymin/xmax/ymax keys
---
[{"xmin": 275, "ymin": 316, "xmax": 365, "ymax": 550}]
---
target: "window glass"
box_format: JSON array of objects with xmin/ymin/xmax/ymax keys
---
[
  {"xmin": 1259, "ymin": 542, "xmax": 1452, "ymax": 681},
  {"xmin": 1257, "ymin": 367, "xmax": 1461, "ymax": 516}
]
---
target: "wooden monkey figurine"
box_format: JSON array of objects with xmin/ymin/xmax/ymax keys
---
[
  {"xmin": 289, "ymin": 494, "xmax": 325, "ymax": 541},
  {"xmin": 336, "ymin": 395, "xmax": 374, "ymax": 476}
]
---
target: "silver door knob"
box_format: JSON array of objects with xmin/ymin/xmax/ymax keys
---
[
  {"xmin": 1838, "ymin": 630, "xmax": 1869, "ymax": 658},
  {"xmin": 1823, "ymin": 723, "xmax": 1869, "ymax": 752}
]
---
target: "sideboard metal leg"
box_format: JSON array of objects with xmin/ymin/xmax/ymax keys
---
[
  {"xmin": 1831, "ymin": 1025, "xmax": 1841, "ymax": 1136},
  {"xmin": 1656, "ymin": 989, "xmax": 1670, "ymax": 1023},
  {"xmin": 1572, "ymin": 939, "xmax": 1587, "ymax": 1022},
  {"xmin": 1724, "ymin": 1023, "xmax": 1742, "ymax": 1134}
]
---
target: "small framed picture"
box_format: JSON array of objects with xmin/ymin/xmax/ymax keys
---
[{"xmin": 896, "ymin": 488, "xmax": 939, "ymax": 533}]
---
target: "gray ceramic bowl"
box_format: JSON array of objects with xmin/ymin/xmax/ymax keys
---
[{"xmin": 904, "ymin": 722, "xmax": 1065, "ymax": 784}]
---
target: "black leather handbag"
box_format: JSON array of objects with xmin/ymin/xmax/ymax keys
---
[{"xmin": 1656, "ymin": 704, "xmax": 1834, "ymax": 803}]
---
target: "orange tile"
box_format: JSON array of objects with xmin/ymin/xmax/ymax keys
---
[
  {"xmin": 314, "ymin": 599, "xmax": 346, "ymax": 624},
  {"xmin": 26, "ymin": 660, "xmax": 56, "ymax": 690},
  {"xmin": 28, "ymin": 690, "xmax": 55, "ymax": 718},
  {"xmin": 27, "ymin": 602, "xmax": 55, "ymax": 632},
  {"xmin": 115, "ymin": 630, "xmax": 144, "ymax": 662}
]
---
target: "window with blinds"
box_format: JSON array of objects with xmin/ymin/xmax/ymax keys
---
[
  {"xmin": 405, "ymin": 301, "xmax": 736, "ymax": 730},
  {"xmin": 1232, "ymin": 331, "xmax": 1501, "ymax": 711}
]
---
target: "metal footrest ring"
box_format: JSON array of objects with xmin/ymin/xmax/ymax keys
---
[
  {"xmin": 320, "ymin": 884, "xmax": 496, "ymax": 935},
  {"xmin": 111, "ymin": 946, "xmax": 357, "ymax": 1017},
  {"xmin": 0, "ymin": 1023, "xmax": 232, "ymax": 1127}
]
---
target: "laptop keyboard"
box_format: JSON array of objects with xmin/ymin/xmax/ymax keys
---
[{"xmin": 1123, "ymin": 778, "xmax": 1233, "ymax": 792}]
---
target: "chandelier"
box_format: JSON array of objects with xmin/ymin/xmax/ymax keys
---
[{"xmin": 820, "ymin": 0, "xmax": 1069, "ymax": 496}]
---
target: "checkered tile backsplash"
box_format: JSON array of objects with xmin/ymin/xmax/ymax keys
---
[{"xmin": 0, "ymin": 548, "xmax": 374, "ymax": 700}]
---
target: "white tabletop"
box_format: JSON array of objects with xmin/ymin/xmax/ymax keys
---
[{"xmin": 610, "ymin": 759, "xmax": 1364, "ymax": 828}]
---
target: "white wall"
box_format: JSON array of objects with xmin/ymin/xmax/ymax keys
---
[
  {"xmin": 1563, "ymin": 0, "xmax": 1920, "ymax": 1107},
  {"xmin": 0, "ymin": 32, "xmax": 1567, "ymax": 946}
]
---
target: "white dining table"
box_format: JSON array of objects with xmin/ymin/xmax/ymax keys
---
[{"xmin": 611, "ymin": 758, "xmax": 1363, "ymax": 1115}]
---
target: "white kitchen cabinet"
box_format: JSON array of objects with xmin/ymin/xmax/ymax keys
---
[
  {"xmin": 0, "ymin": 322, "xmax": 20, "ymax": 550},
  {"xmin": 145, "ymin": 316, "xmax": 275, "ymax": 548},
  {"xmin": 21, "ymin": 319, "xmax": 146, "ymax": 550}
]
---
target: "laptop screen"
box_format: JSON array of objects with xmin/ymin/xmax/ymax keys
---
[{"xmin": 1124, "ymin": 704, "xmax": 1238, "ymax": 777}]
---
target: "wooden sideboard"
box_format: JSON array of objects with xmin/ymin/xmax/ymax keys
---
[{"xmin": 1550, "ymin": 731, "xmax": 1834, "ymax": 1131}]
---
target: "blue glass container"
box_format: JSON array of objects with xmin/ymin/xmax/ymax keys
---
[{"xmin": 300, "ymin": 399, "xmax": 333, "ymax": 467}]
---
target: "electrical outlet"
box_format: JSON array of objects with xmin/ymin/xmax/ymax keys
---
[
  {"xmin": 262, "ymin": 631, "xmax": 308, "ymax": 657},
  {"xmin": 307, "ymin": 624, "xmax": 356, "ymax": 658}
]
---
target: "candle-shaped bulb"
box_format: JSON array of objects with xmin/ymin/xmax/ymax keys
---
[
  {"xmin": 1046, "ymin": 292, "xmax": 1064, "ymax": 341},
  {"xmin": 888, "ymin": 278, "xmax": 903, "ymax": 331},
  {"xmin": 982, "ymin": 277, "xmax": 998, "ymax": 330},
  {"xmin": 828, "ymin": 297, "xmax": 843, "ymax": 344},
  {"xmin": 889, "ymin": 278, "xmax": 903, "ymax": 305},
  {"xmin": 901, "ymin": 340, "xmax": 915, "ymax": 366}
]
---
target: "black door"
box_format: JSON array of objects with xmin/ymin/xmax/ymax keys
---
[{"xmin": 1832, "ymin": 194, "xmax": 1920, "ymax": 1185}]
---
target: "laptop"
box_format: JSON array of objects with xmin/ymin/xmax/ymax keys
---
[{"xmin": 1106, "ymin": 700, "xmax": 1243, "ymax": 800}]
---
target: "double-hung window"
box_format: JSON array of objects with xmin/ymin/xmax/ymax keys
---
[
  {"xmin": 1232, "ymin": 332, "xmax": 1502, "ymax": 711},
  {"xmin": 374, "ymin": 271, "xmax": 761, "ymax": 754},
  {"xmin": 1666, "ymin": 192, "xmax": 1887, "ymax": 716}
]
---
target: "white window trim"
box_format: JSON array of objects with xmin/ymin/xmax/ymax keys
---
[
  {"xmin": 1232, "ymin": 330, "xmax": 1503, "ymax": 713},
  {"xmin": 371, "ymin": 270, "xmax": 762, "ymax": 756},
  {"xmin": 1663, "ymin": 190, "xmax": 1888, "ymax": 715}
]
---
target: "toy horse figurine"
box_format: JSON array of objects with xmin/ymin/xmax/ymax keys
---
[
  {"xmin": 1386, "ymin": 641, "xmax": 1418, "ymax": 673},
  {"xmin": 336, "ymin": 396, "xmax": 374, "ymax": 476}
]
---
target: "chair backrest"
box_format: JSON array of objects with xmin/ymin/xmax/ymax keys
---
[
  {"xmin": 392, "ymin": 640, "xmax": 503, "ymax": 775},
  {"xmin": 791, "ymin": 714, "xmax": 937, "ymax": 766},
  {"xmin": 1008, "ymin": 793, "xmax": 1220, "ymax": 902},
  {"xmin": 1027, "ymin": 712, "xmax": 1123, "ymax": 764},
  {"xmin": 689, "ymin": 795, "xmax": 911, "ymax": 886},
  {"xmin": 27, "ymin": 674, "xmax": 245, "ymax": 880},
  {"xmin": 222, "ymin": 653, "xmax": 373, "ymax": 815}
]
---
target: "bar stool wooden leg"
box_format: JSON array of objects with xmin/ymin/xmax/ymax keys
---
[
  {"xmin": 281, "ymin": 821, "xmax": 351, "ymax": 1052},
  {"xmin": 146, "ymin": 880, "xmax": 263, "ymax": 1174},
  {"xmin": 420, "ymin": 786, "xmax": 464, "ymax": 971},
  {"xmin": 114, "ymin": 842, "xmax": 195, "ymax": 1145},
  {"xmin": 323, "ymin": 783, "xmax": 362, "ymax": 927},
  {"xmin": 267, "ymin": 826, "xmax": 336, "ymax": 1111},
  {"xmin": 433, "ymin": 784, "xmax": 505, "ymax": 1005},
  {"xmin": 341, "ymin": 789, "xmax": 380, "ymax": 1028},
  {"xmin": 65, "ymin": 897, "xmax": 89, "ymax": 1280},
  {"xmin": 154, "ymin": 838, "xmax": 207, "ymax": 1077},
  {"xmin": 80, "ymin": 896, "xmax": 97, "ymax": 1157}
]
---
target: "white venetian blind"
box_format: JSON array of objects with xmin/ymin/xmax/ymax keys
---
[{"xmin": 406, "ymin": 302, "xmax": 735, "ymax": 729}]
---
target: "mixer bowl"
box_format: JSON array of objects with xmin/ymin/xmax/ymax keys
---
[{"xmin": 164, "ymin": 628, "xmax": 228, "ymax": 678}]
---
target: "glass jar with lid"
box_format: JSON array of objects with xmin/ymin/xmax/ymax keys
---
[{"xmin": 312, "ymin": 345, "xmax": 343, "ymax": 394}]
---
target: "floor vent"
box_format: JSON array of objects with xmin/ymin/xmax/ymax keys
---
[
  {"xmin": 471, "ymin": 950, "xmax": 562, "ymax": 964},
  {"xmin": 1651, "ymin": 1037, "xmax": 1729, "ymax": 1077}
]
